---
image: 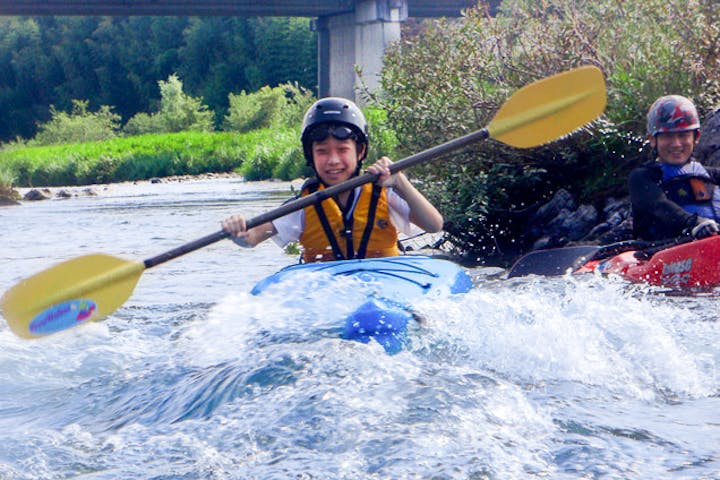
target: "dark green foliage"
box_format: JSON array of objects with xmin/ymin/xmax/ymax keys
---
[
  {"xmin": 0, "ymin": 16, "xmax": 317, "ymax": 141},
  {"xmin": 376, "ymin": 0, "xmax": 720, "ymax": 261}
]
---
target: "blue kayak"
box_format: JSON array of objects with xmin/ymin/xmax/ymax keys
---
[{"xmin": 251, "ymin": 255, "xmax": 473, "ymax": 353}]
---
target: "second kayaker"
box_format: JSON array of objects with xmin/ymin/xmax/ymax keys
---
[{"xmin": 629, "ymin": 95, "xmax": 720, "ymax": 241}]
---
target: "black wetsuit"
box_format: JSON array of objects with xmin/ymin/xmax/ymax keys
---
[{"xmin": 629, "ymin": 160, "xmax": 720, "ymax": 240}]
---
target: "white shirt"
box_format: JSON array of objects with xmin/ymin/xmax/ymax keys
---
[{"xmin": 271, "ymin": 186, "xmax": 412, "ymax": 247}]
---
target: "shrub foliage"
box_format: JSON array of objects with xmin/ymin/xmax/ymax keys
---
[
  {"xmin": 124, "ymin": 75, "xmax": 214, "ymax": 135},
  {"xmin": 376, "ymin": 0, "xmax": 720, "ymax": 260},
  {"xmin": 33, "ymin": 100, "xmax": 121, "ymax": 146}
]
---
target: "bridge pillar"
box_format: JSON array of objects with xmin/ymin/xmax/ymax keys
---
[{"xmin": 314, "ymin": 0, "xmax": 407, "ymax": 102}]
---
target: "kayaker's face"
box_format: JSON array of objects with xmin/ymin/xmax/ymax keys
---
[
  {"xmin": 311, "ymin": 137, "xmax": 365, "ymax": 185},
  {"xmin": 650, "ymin": 130, "xmax": 698, "ymax": 165}
]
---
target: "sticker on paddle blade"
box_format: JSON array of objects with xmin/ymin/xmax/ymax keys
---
[{"xmin": 29, "ymin": 299, "xmax": 97, "ymax": 336}]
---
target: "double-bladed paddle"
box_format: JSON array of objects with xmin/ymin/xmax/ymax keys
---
[{"xmin": 2, "ymin": 66, "xmax": 607, "ymax": 339}]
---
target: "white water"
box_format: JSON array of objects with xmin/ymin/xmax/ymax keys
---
[{"xmin": 1, "ymin": 178, "xmax": 719, "ymax": 479}]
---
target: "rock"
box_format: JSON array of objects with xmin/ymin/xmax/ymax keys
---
[
  {"xmin": 519, "ymin": 192, "xmax": 634, "ymax": 258},
  {"xmin": 527, "ymin": 189, "xmax": 576, "ymax": 238},
  {"xmin": 530, "ymin": 189, "xmax": 576, "ymax": 224},
  {"xmin": 562, "ymin": 204, "xmax": 598, "ymax": 241},
  {"xmin": 602, "ymin": 197, "xmax": 628, "ymax": 218},
  {"xmin": 597, "ymin": 217, "xmax": 634, "ymax": 244},
  {"xmin": 150, "ymin": 177, "xmax": 163, "ymax": 184},
  {"xmin": 696, "ymin": 106, "xmax": 720, "ymax": 166},
  {"xmin": 23, "ymin": 189, "xmax": 52, "ymax": 201},
  {"xmin": 56, "ymin": 189, "xmax": 73, "ymax": 198},
  {"xmin": 0, "ymin": 195, "xmax": 20, "ymax": 206},
  {"xmin": 585, "ymin": 222, "xmax": 612, "ymax": 239},
  {"xmin": 532, "ymin": 235, "xmax": 565, "ymax": 251}
]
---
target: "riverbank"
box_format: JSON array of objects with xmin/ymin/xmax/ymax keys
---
[
  {"xmin": 0, "ymin": 129, "xmax": 308, "ymax": 189},
  {"xmin": 6, "ymin": 172, "xmax": 248, "ymax": 202},
  {"xmin": 1, "ymin": 171, "xmax": 633, "ymax": 266}
]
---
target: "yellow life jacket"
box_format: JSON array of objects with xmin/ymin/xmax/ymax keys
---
[{"xmin": 300, "ymin": 180, "xmax": 400, "ymax": 263}]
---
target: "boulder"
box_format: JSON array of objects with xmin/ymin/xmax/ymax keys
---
[
  {"xmin": 23, "ymin": 189, "xmax": 52, "ymax": 201},
  {"xmin": 562, "ymin": 204, "xmax": 598, "ymax": 241},
  {"xmin": 0, "ymin": 195, "xmax": 20, "ymax": 206},
  {"xmin": 696, "ymin": 107, "xmax": 720, "ymax": 167},
  {"xmin": 521, "ymin": 190, "xmax": 633, "ymax": 256}
]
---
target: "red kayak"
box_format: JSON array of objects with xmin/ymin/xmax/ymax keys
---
[{"xmin": 575, "ymin": 235, "xmax": 720, "ymax": 288}]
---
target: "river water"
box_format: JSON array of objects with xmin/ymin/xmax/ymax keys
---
[{"xmin": 1, "ymin": 177, "xmax": 719, "ymax": 479}]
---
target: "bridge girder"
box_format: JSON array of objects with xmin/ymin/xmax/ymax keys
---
[{"xmin": 0, "ymin": 1, "xmax": 480, "ymax": 18}]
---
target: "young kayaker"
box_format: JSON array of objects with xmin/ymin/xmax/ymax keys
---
[
  {"xmin": 629, "ymin": 95, "xmax": 720, "ymax": 241},
  {"xmin": 222, "ymin": 97, "xmax": 443, "ymax": 262}
]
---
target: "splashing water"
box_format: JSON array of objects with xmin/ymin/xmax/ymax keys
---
[{"xmin": 1, "ymin": 178, "xmax": 719, "ymax": 479}]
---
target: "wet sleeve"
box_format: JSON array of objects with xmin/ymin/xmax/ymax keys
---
[
  {"xmin": 386, "ymin": 188, "xmax": 413, "ymax": 235},
  {"xmin": 271, "ymin": 210, "xmax": 304, "ymax": 246},
  {"xmin": 628, "ymin": 167, "xmax": 696, "ymax": 234}
]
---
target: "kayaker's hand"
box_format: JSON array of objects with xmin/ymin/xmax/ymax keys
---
[
  {"xmin": 691, "ymin": 217, "xmax": 720, "ymax": 239},
  {"xmin": 222, "ymin": 214, "xmax": 252, "ymax": 247},
  {"xmin": 366, "ymin": 156, "xmax": 398, "ymax": 186}
]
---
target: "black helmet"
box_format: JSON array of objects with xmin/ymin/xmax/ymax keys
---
[{"xmin": 301, "ymin": 97, "xmax": 369, "ymax": 166}]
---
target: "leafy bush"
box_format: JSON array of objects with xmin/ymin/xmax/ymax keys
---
[
  {"xmin": 224, "ymin": 86, "xmax": 285, "ymax": 133},
  {"xmin": 363, "ymin": 106, "xmax": 399, "ymax": 163},
  {"xmin": 236, "ymin": 128, "xmax": 310, "ymax": 180},
  {"xmin": 124, "ymin": 74, "xmax": 214, "ymax": 135},
  {"xmin": 0, "ymin": 163, "xmax": 16, "ymax": 194},
  {"xmin": 121, "ymin": 112, "xmax": 156, "ymax": 136},
  {"xmin": 32, "ymin": 100, "xmax": 121, "ymax": 146},
  {"xmin": 376, "ymin": 0, "xmax": 720, "ymax": 261},
  {"xmin": 223, "ymin": 82, "xmax": 316, "ymax": 132}
]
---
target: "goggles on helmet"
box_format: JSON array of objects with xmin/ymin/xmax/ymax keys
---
[{"xmin": 306, "ymin": 124, "xmax": 357, "ymax": 143}]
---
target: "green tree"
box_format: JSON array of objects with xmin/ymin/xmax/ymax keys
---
[
  {"xmin": 178, "ymin": 17, "xmax": 253, "ymax": 125},
  {"xmin": 0, "ymin": 16, "xmax": 316, "ymax": 141},
  {"xmin": 0, "ymin": 17, "xmax": 61, "ymax": 139},
  {"xmin": 223, "ymin": 82, "xmax": 314, "ymax": 133},
  {"xmin": 250, "ymin": 17, "xmax": 317, "ymax": 91},
  {"xmin": 124, "ymin": 74, "xmax": 214, "ymax": 134},
  {"xmin": 33, "ymin": 99, "xmax": 121, "ymax": 145}
]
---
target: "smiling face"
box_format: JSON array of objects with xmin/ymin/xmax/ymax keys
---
[
  {"xmin": 311, "ymin": 136, "xmax": 365, "ymax": 185},
  {"xmin": 649, "ymin": 130, "xmax": 699, "ymax": 166}
]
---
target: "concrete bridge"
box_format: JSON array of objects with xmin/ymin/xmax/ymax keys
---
[{"xmin": 0, "ymin": 0, "xmax": 499, "ymax": 101}]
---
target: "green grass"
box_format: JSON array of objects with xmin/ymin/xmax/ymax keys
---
[{"xmin": 0, "ymin": 128, "xmax": 308, "ymax": 187}]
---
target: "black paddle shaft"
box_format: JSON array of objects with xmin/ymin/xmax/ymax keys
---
[{"xmin": 143, "ymin": 128, "xmax": 491, "ymax": 269}]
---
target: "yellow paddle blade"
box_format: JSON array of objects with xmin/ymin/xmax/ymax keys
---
[
  {"xmin": 1, "ymin": 254, "xmax": 144, "ymax": 339},
  {"xmin": 488, "ymin": 66, "xmax": 606, "ymax": 148}
]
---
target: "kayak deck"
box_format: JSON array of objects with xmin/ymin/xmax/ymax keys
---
[
  {"xmin": 587, "ymin": 235, "xmax": 720, "ymax": 288},
  {"xmin": 251, "ymin": 255, "xmax": 473, "ymax": 353}
]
